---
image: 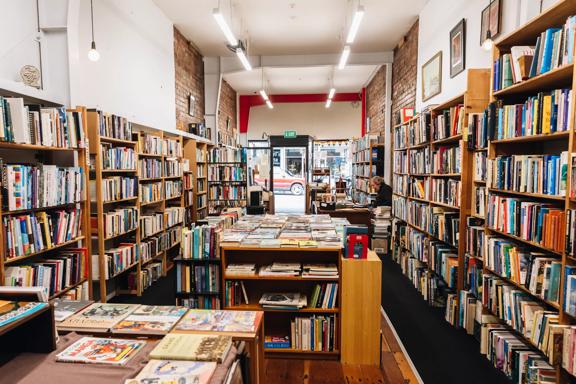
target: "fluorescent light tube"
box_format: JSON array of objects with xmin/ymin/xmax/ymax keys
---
[
  {"xmin": 266, "ymin": 100, "xmax": 274, "ymax": 109},
  {"xmin": 236, "ymin": 49, "xmax": 252, "ymax": 71},
  {"xmin": 213, "ymin": 9, "xmax": 238, "ymax": 46},
  {"xmin": 259, "ymin": 90, "xmax": 269, "ymax": 101},
  {"xmin": 325, "ymin": 99, "xmax": 332, "ymax": 108},
  {"xmin": 338, "ymin": 46, "xmax": 351, "ymax": 70},
  {"xmin": 328, "ymin": 88, "xmax": 336, "ymax": 99},
  {"xmin": 346, "ymin": 6, "xmax": 365, "ymax": 44}
]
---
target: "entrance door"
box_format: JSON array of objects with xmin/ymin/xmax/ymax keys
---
[{"xmin": 272, "ymin": 146, "xmax": 307, "ymax": 213}]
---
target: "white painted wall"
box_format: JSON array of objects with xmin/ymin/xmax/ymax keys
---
[
  {"xmin": 416, "ymin": 0, "xmax": 561, "ymax": 109},
  {"xmin": 67, "ymin": 0, "xmax": 175, "ymax": 130},
  {"xmin": 247, "ymin": 102, "xmax": 362, "ymax": 141}
]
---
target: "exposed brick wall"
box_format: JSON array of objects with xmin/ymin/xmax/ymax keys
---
[
  {"xmin": 391, "ymin": 19, "xmax": 419, "ymax": 123},
  {"xmin": 218, "ymin": 79, "xmax": 237, "ymax": 142},
  {"xmin": 365, "ymin": 64, "xmax": 387, "ymax": 134},
  {"xmin": 174, "ymin": 27, "xmax": 204, "ymax": 131}
]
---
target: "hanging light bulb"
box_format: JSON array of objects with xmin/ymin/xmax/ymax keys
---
[
  {"xmin": 482, "ymin": 30, "xmax": 493, "ymax": 51},
  {"xmin": 88, "ymin": 0, "xmax": 100, "ymax": 61}
]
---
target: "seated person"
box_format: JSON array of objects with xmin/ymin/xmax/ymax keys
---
[{"xmin": 370, "ymin": 176, "xmax": 392, "ymax": 207}]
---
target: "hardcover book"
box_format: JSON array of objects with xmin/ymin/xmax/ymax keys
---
[
  {"xmin": 111, "ymin": 305, "xmax": 188, "ymax": 335},
  {"xmin": 125, "ymin": 360, "xmax": 217, "ymax": 384},
  {"xmin": 175, "ymin": 309, "xmax": 259, "ymax": 333},
  {"xmin": 58, "ymin": 303, "xmax": 138, "ymax": 332},
  {"xmin": 56, "ymin": 337, "xmax": 145, "ymax": 366},
  {"xmin": 53, "ymin": 300, "xmax": 94, "ymax": 322},
  {"xmin": 149, "ymin": 333, "xmax": 232, "ymax": 362}
]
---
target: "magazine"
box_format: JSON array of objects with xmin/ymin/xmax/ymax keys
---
[
  {"xmin": 58, "ymin": 303, "xmax": 138, "ymax": 332},
  {"xmin": 112, "ymin": 305, "xmax": 188, "ymax": 335},
  {"xmin": 56, "ymin": 337, "xmax": 145, "ymax": 365},
  {"xmin": 53, "ymin": 300, "xmax": 94, "ymax": 322},
  {"xmin": 175, "ymin": 310, "xmax": 259, "ymax": 333},
  {"xmin": 0, "ymin": 301, "xmax": 48, "ymax": 328},
  {"xmin": 149, "ymin": 333, "xmax": 232, "ymax": 362},
  {"xmin": 125, "ymin": 360, "xmax": 216, "ymax": 384}
]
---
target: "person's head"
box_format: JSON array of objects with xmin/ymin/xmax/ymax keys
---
[{"xmin": 370, "ymin": 176, "xmax": 383, "ymax": 191}]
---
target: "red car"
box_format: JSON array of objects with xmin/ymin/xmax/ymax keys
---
[{"xmin": 255, "ymin": 167, "xmax": 306, "ymax": 195}]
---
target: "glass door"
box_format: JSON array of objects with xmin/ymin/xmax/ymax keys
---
[{"xmin": 271, "ymin": 146, "xmax": 307, "ymax": 214}]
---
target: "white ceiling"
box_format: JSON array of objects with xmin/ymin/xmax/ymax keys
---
[
  {"xmin": 154, "ymin": 0, "xmax": 427, "ymax": 56},
  {"xmin": 224, "ymin": 65, "xmax": 380, "ymax": 95}
]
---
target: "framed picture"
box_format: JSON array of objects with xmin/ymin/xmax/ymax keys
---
[
  {"xmin": 450, "ymin": 19, "xmax": 466, "ymax": 78},
  {"xmin": 188, "ymin": 95, "xmax": 196, "ymax": 116},
  {"xmin": 422, "ymin": 51, "xmax": 442, "ymax": 102},
  {"xmin": 480, "ymin": 0, "xmax": 501, "ymax": 45}
]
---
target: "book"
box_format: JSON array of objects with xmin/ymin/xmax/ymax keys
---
[
  {"xmin": 56, "ymin": 337, "xmax": 145, "ymax": 366},
  {"xmin": 259, "ymin": 293, "xmax": 307, "ymax": 309},
  {"xmin": 58, "ymin": 303, "xmax": 138, "ymax": 332},
  {"xmin": 125, "ymin": 360, "xmax": 217, "ymax": 384},
  {"xmin": 175, "ymin": 309, "xmax": 259, "ymax": 333},
  {"xmin": 111, "ymin": 305, "xmax": 188, "ymax": 335},
  {"xmin": 264, "ymin": 335, "xmax": 290, "ymax": 349},
  {"xmin": 53, "ymin": 299, "xmax": 94, "ymax": 322},
  {"xmin": 0, "ymin": 301, "xmax": 48, "ymax": 328},
  {"xmin": 149, "ymin": 333, "xmax": 232, "ymax": 363}
]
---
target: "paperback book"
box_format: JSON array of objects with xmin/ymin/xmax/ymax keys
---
[
  {"xmin": 111, "ymin": 305, "xmax": 188, "ymax": 335},
  {"xmin": 149, "ymin": 333, "xmax": 232, "ymax": 363},
  {"xmin": 57, "ymin": 303, "xmax": 138, "ymax": 332},
  {"xmin": 56, "ymin": 337, "xmax": 145, "ymax": 366},
  {"xmin": 175, "ymin": 309, "xmax": 259, "ymax": 333},
  {"xmin": 125, "ymin": 360, "xmax": 217, "ymax": 384}
]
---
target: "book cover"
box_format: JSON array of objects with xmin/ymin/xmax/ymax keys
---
[
  {"xmin": 53, "ymin": 299, "xmax": 94, "ymax": 322},
  {"xmin": 56, "ymin": 337, "xmax": 145, "ymax": 366},
  {"xmin": 0, "ymin": 301, "xmax": 47, "ymax": 328},
  {"xmin": 58, "ymin": 303, "xmax": 138, "ymax": 331},
  {"xmin": 175, "ymin": 309, "xmax": 259, "ymax": 333},
  {"xmin": 149, "ymin": 333, "xmax": 232, "ymax": 363},
  {"xmin": 112, "ymin": 305, "xmax": 188, "ymax": 335},
  {"xmin": 125, "ymin": 360, "xmax": 217, "ymax": 384}
]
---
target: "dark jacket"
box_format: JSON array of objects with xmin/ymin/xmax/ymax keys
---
[{"xmin": 375, "ymin": 183, "xmax": 393, "ymax": 207}]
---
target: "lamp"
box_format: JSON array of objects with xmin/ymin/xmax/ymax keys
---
[
  {"xmin": 213, "ymin": 8, "xmax": 238, "ymax": 46},
  {"xmin": 346, "ymin": 5, "xmax": 365, "ymax": 44},
  {"xmin": 482, "ymin": 1, "xmax": 494, "ymax": 51},
  {"xmin": 338, "ymin": 46, "xmax": 351, "ymax": 69},
  {"xmin": 88, "ymin": 0, "xmax": 100, "ymax": 61}
]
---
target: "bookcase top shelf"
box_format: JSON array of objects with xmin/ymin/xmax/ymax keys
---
[{"xmin": 493, "ymin": 63, "xmax": 573, "ymax": 97}]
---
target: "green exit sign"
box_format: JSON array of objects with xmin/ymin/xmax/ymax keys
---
[{"xmin": 284, "ymin": 130, "xmax": 297, "ymax": 138}]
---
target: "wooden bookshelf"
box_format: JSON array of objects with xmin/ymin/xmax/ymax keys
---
[
  {"xmin": 391, "ymin": 69, "xmax": 490, "ymax": 327},
  {"xmin": 0, "ymin": 96, "xmax": 93, "ymax": 301},
  {"xmin": 207, "ymin": 146, "xmax": 247, "ymax": 215},
  {"xmin": 184, "ymin": 139, "xmax": 208, "ymax": 221},
  {"xmin": 220, "ymin": 246, "xmax": 342, "ymax": 359},
  {"xmin": 87, "ymin": 110, "xmax": 140, "ymax": 302},
  {"xmin": 351, "ymin": 136, "xmax": 384, "ymax": 203}
]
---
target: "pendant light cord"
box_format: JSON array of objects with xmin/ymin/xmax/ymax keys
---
[{"xmin": 90, "ymin": 0, "xmax": 95, "ymax": 42}]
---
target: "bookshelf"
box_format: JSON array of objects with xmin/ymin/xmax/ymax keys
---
[
  {"xmin": 207, "ymin": 146, "xmax": 247, "ymax": 215},
  {"xmin": 391, "ymin": 68, "xmax": 490, "ymax": 322},
  {"xmin": 351, "ymin": 135, "xmax": 384, "ymax": 204},
  {"xmin": 474, "ymin": 1, "xmax": 576, "ymax": 380},
  {"xmin": 88, "ymin": 110, "xmax": 140, "ymax": 302},
  {"xmin": 220, "ymin": 246, "xmax": 342, "ymax": 358},
  {"xmin": 184, "ymin": 139, "xmax": 208, "ymax": 221},
  {"xmin": 0, "ymin": 94, "xmax": 93, "ymax": 301}
]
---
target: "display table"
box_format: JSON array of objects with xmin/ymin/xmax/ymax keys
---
[{"xmin": 317, "ymin": 207, "xmax": 372, "ymax": 228}]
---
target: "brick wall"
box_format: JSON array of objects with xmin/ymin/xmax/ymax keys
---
[
  {"xmin": 218, "ymin": 79, "xmax": 237, "ymax": 141},
  {"xmin": 391, "ymin": 20, "xmax": 419, "ymax": 123},
  {"xmin": 365, "ymin": 64, "xmax": 387, "ymax": 134},
  {"xmin": 174, "ymin": 27, "xmax": 205, "ymax": 131}
]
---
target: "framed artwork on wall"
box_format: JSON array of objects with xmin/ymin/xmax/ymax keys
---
[
  {"xmin": 422, "ymin": 51, "xmax": 442, "ymax": 102},
  {"xmin": 188, "ymin": 95, "xmax": 196, "ymax": 116},
  {"xmin": 450, "ymin": 19, "xmax": 466, "ymax": 78},
  {"xmin": 480, "ymin": 0, "xmax": 501, "ymax": 45}
]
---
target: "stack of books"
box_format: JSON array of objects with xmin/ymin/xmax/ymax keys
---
[
  {"xmin": 259, "ymin": 293, "xmax": 307, "ymax": 310},
  {"xmin": 259, "ymin": 263, "xmax": 301, "ymax": 277},
  {"xmin": 225, "ymin": 264, "xmax": 256, "ymax": 276},
  {"xmin": 302, "ymin": 264, "xmax": 338, "ymax": 279}
]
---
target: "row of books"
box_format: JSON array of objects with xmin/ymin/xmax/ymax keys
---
[
  {"xmin": 3, "ymin": 248, "xmax": 87, "ymax": 297},
  {"xmin": 139, "ymin": 158, "xmax": 162, "ymax": 179},
  {"xmin": 98, "ymin": 176, "xmax": 137, "ymax": 202},
  {"xmin": 134, "ymin": 262, "xmax": 163, "ymax": 291},
  {"xmin": 184, "ymin": 190, "xmax": 194, "ymax": 207},
  {"xmin": 486, "ymin": 195, "xmax": 565, "ymax": 253},
  {"xmin": 409, "ymin": 176, "xmax": 428, "ymax": 200},
  {"xmin": 96, "ymin": 111, "xmax": 131, "ymax": 140},
  {"xmin": 181, "ymin": 225, "xmax": 219, "ymax": 259},
  {"xmin": 224, "ymin": 280, "xmax": 249, "ymax": 306},
  {"xmin": 92, "ymin": 242, "xmax": 139, "ymax": 279},
  {"xmin": 430, "ymin": 241, "xmax": 458, "ymax": 289},
  {"xmin": 408, "ymin": 147, "xmax": 430, "ymax": 174},
  {"xmin": 474, "ymin": 186, "xmax": 486, "ymax": 218},
  {"xmin": 393, "ymin": 174, "xmax": 407, "ymax": 195},
  {"xmin": 184, "ymin": 172, "xmax": 193, "ymax": 190},
  {"xmin": 140, "ymin": 233, "xmax": 166, "ymax": 263},
  {"xmin": 197, "ymin": 194, "xmax": 207, "ymax": 209},
  {"xmin": 98, "ymin": 207, "xmax": 138, "ymax": 238},
  {"xmin": 393, "ymin": 150, "xmax": 408, "ymax": 174},
  {"xmin": 0, "ymin": 98, "xmax": 85, "ymax": 147},
  {"xmin": 208, "ymin": 185, "xmax": 247, "ymax": 201},
  {"xmin": 140, "ymin": 134, "xmax": 163, "ymax": 155},
  {"xmin": 474, "ymin": 151, "xmax": 487, "ymax": 181},
  {"xmin": 407, "ymin": 227, "xmax": 428, "ymax": 263},
  {"xmin": 432, "ymin": 145, "xmax": 461, "ymax": 174},
  {"xmin": 467, "ymin": 111, "xmax": 488, "ymax": 150},
  {"xmin": 207, "ymin": 165, "xmax": 245, "ymax": 181},
  {"xmin": 140, "ymin": 213, "xmax": 164, "ymax": 238},
  {"xmin": 208, "ymin": 147, "xmax": 246, "ymax": 163},
  {"xmin": 164, "ymin": 137, "xmax": 182, "ymax": 157},
  {"xmin": 466, "ymin": 218, "xmax": 485, "ymax": 258},
  {"xmin": 464, "ymin": 257, "xmax": 483, "ymax": 298},
  {"xmin": 432, "ymin": 104, "xmax": 464, "ymax": 141},
  {"xmin": 407, "ymin": 200, "xmax": 430, "ymax": 231},
  {"xmin": 179, "ymin": 296, "xmax": 221, "ymax": 309},
  {"xmin": 165, "ymin": 179, "xmax": 182, "ymax": 199},
  {"xmin": 101, "ymin": 144, "xmax": 136, "ymax": 171},
  {"xmin": 491, "ymin": 89, "xmax": 573, "ymax": 139},
  {"xmin": 487, "ymin": 153, "xmax": 568, "ymax": 197},
  {"xmin": 485, "ymin": 236, "xmax": 561, "ymax": 304},
  {"xmin": 196, "ymin": 164, "xmax": 205, "ymax": 178},
  {"xmin": 165, "ymin": 207, "xmax": 184, "ymax": 228},
  {"xmin": 430, "ymin": 208, "xmax": 459, "ymax": 247},
  {"xmin": 352, "ymin": 163, "xmax": 378, "ymax": 178},
  {"xmin": 352, "ymin": 146, "xmax": 382, "ymax": 163},
  {"xmin": 164, "ymin": 159, "xmax": 183, "ymax": 178},
  {"xmin": 176, "ymin": 264, "xmax": 220, "ymax": 294},
  {"xmin": 392, "ymin": 196, "xmax": 407, "ymax": 221},
  {"xmin": 289, "ymin": 315, "xmax": 337, "ymax": 352},
  {"xmin": 431, "ymin": 178, "xmax": 460, "ymax": 207},
  {"xmin": 4, "ymin": 208, "xmax": 83, "ymax": 259},
  {"xmin": 309, "ymin": 283, "xmax": 338, "ymax": 309},
  {"xmin": 394, "ymin": 124, "xmax": 408, "ymax": 149},
  {"xmin": 140, "ymin": 181, "xmax": 163, "ymax": 204}
]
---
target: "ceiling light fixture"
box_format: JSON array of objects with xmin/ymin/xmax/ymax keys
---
[
  {"xmin": 212, "ymin": 8, "xmax": 238, "ymax": 46},
  {"xmin": 88, "ymin": 0, "xmax": 100, "ymax": 62},
  {"xmin": 259, "ymin": 89, "xmax": 269, "ymax": 101},
  {"xmin": 325, "ymin": 99, "xmax": 332, "ymax": 108},
  {"xmin": 266, "ymin": 100, "xmax": 274, "ymax": 109},
  {"xmin": 236, "ymin": 48, "xmax": 252, "ymax": 71},
  {"xmin": 338, "ymin": 46, "xmax": 351, "ymax": 70},
  {"xmin": 346, "ymin": 5, "xmax": 365, "ymax": 44}
]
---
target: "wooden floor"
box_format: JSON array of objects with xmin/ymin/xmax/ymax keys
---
[{"xmin": 263, "ymin": 311, "xmax": 420, "ymax": 384}]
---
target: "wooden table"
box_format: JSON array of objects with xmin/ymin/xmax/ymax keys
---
[{"xmin": 171, "ymin": 311, "xmax": 265, "ymax": 384}]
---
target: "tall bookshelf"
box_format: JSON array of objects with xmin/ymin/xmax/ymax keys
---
[
  {"xmin": 351, "ymin": 136, "xmax": 384, "ymax": 204},
  {"xmin": 194, "ymin": 141, "xmax": 208, "ymax": 221},
  {"xmin": 475, "ymin": 1, "xmax": 576, "ymax": 381},
  {"xmin": 207, "ymin": 146, "xmax": 247, "ymax": 215},
  {"xmin": 391, "ymin": 69, "xmax": 490, "ymax": 322},
  {"xmin": 88, "ymin": 110, "xmax": 140, "ymax": 302},
  {"xmin": 0, "ymin": 97, "xmax": 92, "ymax": 301}
]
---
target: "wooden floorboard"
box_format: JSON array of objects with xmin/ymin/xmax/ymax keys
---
[{"xmin": 263, "ymin": 310, "xmax": 419, "ymax": 384}]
